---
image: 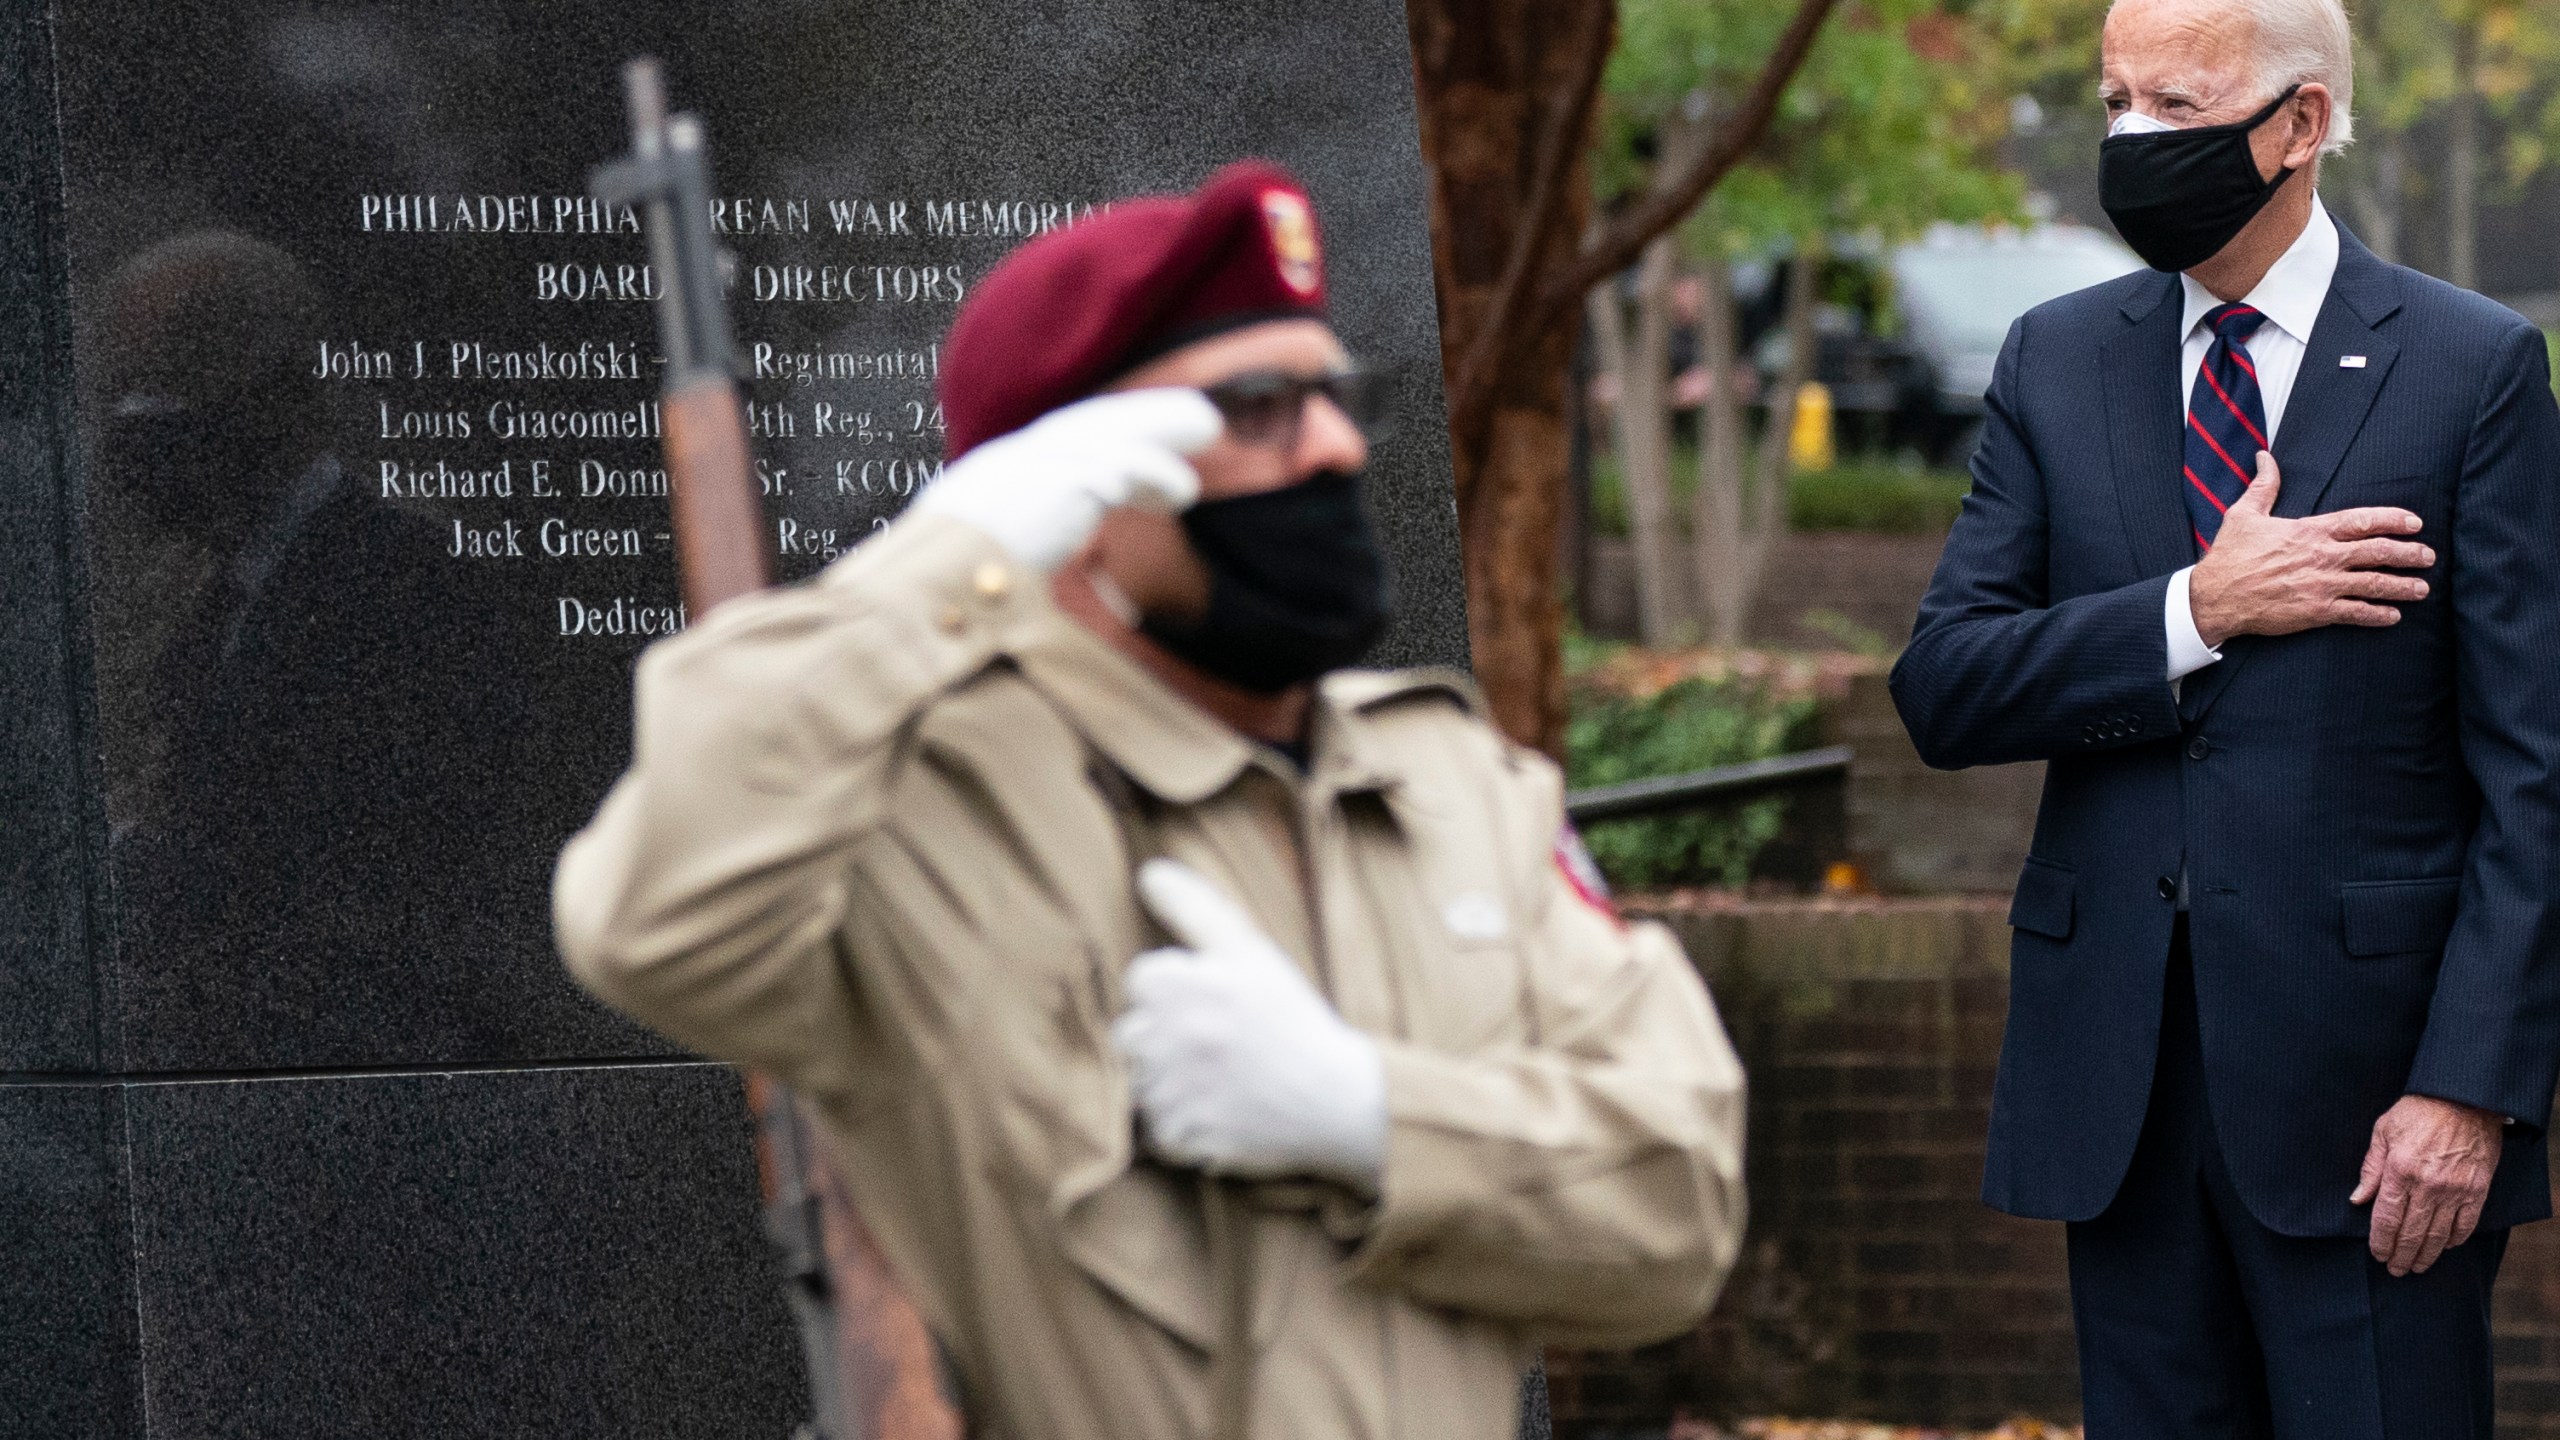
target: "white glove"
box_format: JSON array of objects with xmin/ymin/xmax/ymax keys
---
[
  {"xmin": 1110, "ymin": 859, "xmax": 1389, "ymax": 1190},
  {"xmin": 908, "ymin": 388, "xmax": 1223, "ymax": 572}
]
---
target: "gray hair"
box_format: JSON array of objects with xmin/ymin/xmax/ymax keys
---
[
  {"xmin": 2245, "ymin": 0, "xmax": 2355, "ymax": 152},
  {"xmin": 2109, "ymin": 0, "xmax": 2357, "ymax": 153}
]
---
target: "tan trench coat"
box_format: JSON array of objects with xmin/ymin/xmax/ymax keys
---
[{"xmin": 556, "ymin": 511, "xmax": 1747, "ymax": 1440}]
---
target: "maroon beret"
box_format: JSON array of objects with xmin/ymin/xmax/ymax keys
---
[{"xmin": 940, "ymin": 159, "xmax": 1330, "ymax": 457}]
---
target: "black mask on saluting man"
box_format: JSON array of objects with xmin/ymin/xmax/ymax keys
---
[{"xmin": 1141, "ymin": 470, "xmax": 1395, "ymax": 695}]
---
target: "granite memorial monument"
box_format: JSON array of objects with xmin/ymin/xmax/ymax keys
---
[{"xmin": 0, "ymin": 1, "xmax": 1465, "ymax": 1433}]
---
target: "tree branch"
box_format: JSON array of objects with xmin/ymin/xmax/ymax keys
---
[
  {"xmin": 1442, "ymin": 0, "xmax": 1618, "ymax": 473},
  {"xmin": 1535, "ymin": 0, "xmax": 1840, "ymax": 332}
]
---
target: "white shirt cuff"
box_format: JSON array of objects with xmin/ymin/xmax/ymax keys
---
[{"xmin": 2165, "ymin": 567, "xmax": 2222, "ymax": 682}]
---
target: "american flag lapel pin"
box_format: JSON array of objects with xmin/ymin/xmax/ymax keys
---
[{"xmin": 2341, "ymin": 355, "xmax": 2369, "ymax": 368}]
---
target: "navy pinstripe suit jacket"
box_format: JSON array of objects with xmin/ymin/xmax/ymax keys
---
[{"xmin": 1890, "ymin": 227, "xmax": 2560, "ymax": 1236}]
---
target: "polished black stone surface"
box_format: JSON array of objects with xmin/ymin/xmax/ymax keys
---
[
  {"xmin": 50, "ymin": 0, "xmax": 1458, "ymax": 1073},
  {"xmin": 119, "ymin": 1063, "xmax": 801, "ymax": 1440},
  {"xmin": 0, "ymin": 0, "xmax": 97, "ymax": 1077},
  {"xmin": 7, "ymin": 1, "xmax": 1457, "ymax": 1434},
  {"xmin": 0, "ymin": 1066, "xmax": 801, "ymax": 1440},
  {"xmin": 0, "ymin": 1086, "xmax": 137, "ymax": 1440}
]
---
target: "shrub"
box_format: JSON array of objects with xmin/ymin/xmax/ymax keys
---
[
  {"xmin": 1788, "ymin": 462, "xmax": 1970, "ymax": 533},
  {"xmin": 1566, "ymin": 667, "xmax": 1816, "ymax": 891},
  {"xmin": 1587, "ymin": 449, "xmax": 1971, "ymax": 537}
]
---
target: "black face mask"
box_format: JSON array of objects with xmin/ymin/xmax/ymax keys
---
[
  {"xmin": 1141, "ymin": 470, "xmax": 1395, "ymax": 694},
  {"xmin": 2100, "ymin": 86, "xmax": 2301, "ymax": 273}
]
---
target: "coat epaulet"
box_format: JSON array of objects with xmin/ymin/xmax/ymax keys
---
[{"xmin": 1319, "ymin": 666, "xmax": 1484, "ymax": 718}]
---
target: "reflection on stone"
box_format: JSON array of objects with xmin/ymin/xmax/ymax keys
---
[{"xmin": 95, "ymin": 229, "xmax": 550, "ymax": 1065}]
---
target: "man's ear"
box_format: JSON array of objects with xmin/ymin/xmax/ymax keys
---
[{"xmin": 2285, "ymin": 83, "xmax": 2333, "ymax": 169}]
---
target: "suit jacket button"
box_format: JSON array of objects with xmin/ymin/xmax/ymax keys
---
[
  {"xmin": 2157, "ymin": 875, "xmax": 2180, "ymax": 901},
  {"xmin": 2187, "ymin": 737, "xmax": 2212, "ymax": 760}
]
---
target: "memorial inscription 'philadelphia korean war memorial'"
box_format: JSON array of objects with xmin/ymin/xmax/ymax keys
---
[{"xmin": 0, "ymin": 2, "xmax": 1461, "ymax": 1433}]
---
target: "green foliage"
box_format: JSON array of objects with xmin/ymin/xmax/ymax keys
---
[
  {"xmin": 1983, "ymin": 0, "xmax": 2107, "ymax": 107},
  {"xmin": 1566, "ymin": 673, "xmax": 1816, "ymax": 891},
  {"xmin": 1995, "ymin": 0, "xmax": 2560, "ymax": 207},
  {"xmin": 2547, "ymin": 330, "xmax": 2559, "ymax": 399},
  {"xmin": 1602, "ymin": 0, "xmax": 2025, "ymax": 257},
  {"xmin": 2467, "ymin": 3, "xmax": 2560, "ymax": 192},
  {"xmin": 1790, "ymin": 462, "xmax": 1973, "ymax": 531},
  {"xmin": 1588, "ymin": 449, "xmax": 1972, "ymax": 536},
  {"xmin": 1797, "ymin": 607, "xmax": 1898, "ymax": 657},
  {"xmin": 1562, "ymin": 623, "xmax": 1630, "ymax": 678}
]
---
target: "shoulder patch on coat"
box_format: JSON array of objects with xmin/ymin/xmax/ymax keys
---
[{"xmin": 1555, "ymin": 823, "xmax": 1620, "ymax": 923}]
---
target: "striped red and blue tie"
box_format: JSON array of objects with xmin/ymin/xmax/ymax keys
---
[{"xmin": 2183, "ymin": 302, "xmax": 2271, "ymax": 551}]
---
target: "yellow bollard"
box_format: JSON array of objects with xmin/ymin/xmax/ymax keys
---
[{"xmin": 1789, "ymin": 380, "xmax": 1836, "ymax": 472}]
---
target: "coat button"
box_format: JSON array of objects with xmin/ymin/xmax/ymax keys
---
[
  {"xmin": 2157, "ymin": 875, "xmax": 2180, "ymax": 901},
  {"xmin": 2187, "ymin": 737, "xmax": 2212, "ymax": 760}
]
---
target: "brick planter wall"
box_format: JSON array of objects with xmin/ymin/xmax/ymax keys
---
[
  {"xmin": 1539, "ymin": 896, "xmax": 2560, "ymax": 1437},
  {"xmin": 1820, "ymin": 670, "xmax": 2040, "ymax": 897}
]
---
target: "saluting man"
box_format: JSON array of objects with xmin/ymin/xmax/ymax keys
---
[{"xmin": 555, "ymin": 161, "xmax": 1746, "ymax": 1440}]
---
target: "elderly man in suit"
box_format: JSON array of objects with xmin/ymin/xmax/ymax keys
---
[{"xmin": 1891, "ymin": 0, "xmax": 2560, "ymax": 1432}]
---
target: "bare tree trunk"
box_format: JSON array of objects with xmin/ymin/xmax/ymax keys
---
[
  {"xmin": 1560, "ymin": 299, "xmax": 1595, "ymax": 631},
  {"xmin": 2375, "ymin": 127, "xmax": 2408, "ymax": 265},
  {"xmin": 1466, "ymin": 393, "xmax": 1578, "ymax": 752},
  {"xmin": 1407, "ymin": 0, "xmax": 1607, "ymax": 754},
  {"xmin": 1692, "ymin": 247, "xmax": 1750, "ymax": 649},
  {"xmin": 1607, "ymin": 239, "xmax": 1689, "ymax": 644},
  {"xmin": 1751, "ymin": 241, "xmax": 1821, "ymax": 518},
  {"xmin": 1694, "ymin": 240, "xmax": 1817, "ymax": 647},
  {"xmin": 2348, "ymin": 125, "xmax": 2407, "ymax": 264},
  {"xmin": 2345, "ymin": 0, "xmax": 2405, "ymax": 264},
  {"xmin": 2449, "ymin": 21, "xmax": 2481, "ymax": 289}
]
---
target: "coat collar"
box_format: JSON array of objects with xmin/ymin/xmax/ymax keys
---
[
  {"xmin": 2262, "ymin": 221, "xmax": 2403, "ymax": 521},
  {"xmin": 1008, "ymin": 607, "xmax": 1260, "ymax": 805},
  {"xmin": 1008, "ymin": 600, "xmax": 1458, "ymax": 805},
  {"xmin": 2106, "ymin": 270, "xmax": 2195, "ymax": 579}
]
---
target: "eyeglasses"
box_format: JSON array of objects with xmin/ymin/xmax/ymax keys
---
[{"xmin": 1198, "ymin": 366, "xmax": 1395, "ymax": 452}]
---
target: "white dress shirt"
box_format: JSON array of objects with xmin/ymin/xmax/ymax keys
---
[{"xmin": 2161, "ymin": 195, "xmax": 2342, "ymax": 681}]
